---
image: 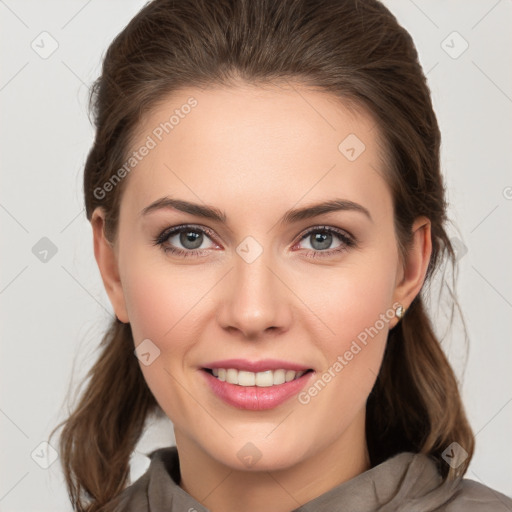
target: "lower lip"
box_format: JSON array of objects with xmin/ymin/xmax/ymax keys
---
[{"xmin": 201, "ymin": 370, "xmax": 314, "ymax": 410}]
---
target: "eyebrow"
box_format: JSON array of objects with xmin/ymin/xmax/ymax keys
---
[{"xmin": 140, "ymin": 196, "xmax": 372, "ymax": 224}]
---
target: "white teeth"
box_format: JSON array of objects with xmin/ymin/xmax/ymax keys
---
[
  {"xmin": 238, "ymin": 371, "xmax": 256, "ymax": 386},
  {"xmin": 255, "ymin": 370, "xmax": 273, "ymax": 387},
  {"xmin": 273, "ymin": 369, "xmax": 286, "ymax": 385},
  {"xmin": 285, "ymin": 370, "xmax": 296, "ymax": 382},
  {"xmin": 226, "ymin": 368, "xmax": 238, "ymax": 384},
  {"xmin": 209, "ymin": 368, "xmax": 307, "ymax": 387}
]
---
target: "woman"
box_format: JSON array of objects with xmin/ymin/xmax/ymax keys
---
[{"xmin": 52, "ymin": 0, "xmax": 512, "ymax": 510}]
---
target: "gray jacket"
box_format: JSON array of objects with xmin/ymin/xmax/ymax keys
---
[{"xmin": 113, "ymin": 446, "xmax": 512, "ymax": 511}]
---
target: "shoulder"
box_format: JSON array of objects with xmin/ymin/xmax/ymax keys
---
[
  {"xmin": 108, "ymin": 466, "xmax": 151, "ymax": 512},
  {"xmin": 441, "ymin": 478, "xmax": 512, "ymax": 511},
  {"xmin": 108, "ymin": 447, "xmax": 179, "ymax": 512}
]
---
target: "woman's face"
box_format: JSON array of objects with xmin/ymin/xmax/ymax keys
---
[{"xmin": 94, "ymin": 82, "xmax": 416, "ymax": 472}]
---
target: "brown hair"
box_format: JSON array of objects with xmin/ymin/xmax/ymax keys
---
[{"xmin": 50, "ymin": 0, "xmax": 474, "ymax": 510}]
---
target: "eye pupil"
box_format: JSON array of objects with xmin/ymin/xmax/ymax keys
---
[
  {"xmin": 180, "ymin": 230, "xmax": 203, "ymax": 249},
  {"xmin": 311, "ymin": 231, "xmax": 332, "ymax": 250}
]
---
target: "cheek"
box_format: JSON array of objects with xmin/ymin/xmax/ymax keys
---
[
  {"xmin": 120, "ymin": 256, "xmax": 208, "ymax": 423},
  {"xmin": 119, "ymin": 251, "xmax": 217, "ymax": 404},
  {"xmin": 306, "ymin": 253, "xmax": 397, "ymax": 398},
  {"xmin": 317, "ymin": 263, "xmax": 396, "ymax": 345},
  {"xmin": 121, "ymin": 248, "xmax": 210, "ymax": 344}
]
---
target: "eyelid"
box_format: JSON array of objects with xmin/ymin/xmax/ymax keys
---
[
  {"xmin": 153, "ymin": 223, "xmax": 221, "ymax": 247},
  {"xmin": 153, "ymin": 223, "xmax": 356, "ymax": 257},
  {"xmin": 297, "ymin": 224, "xmax": 353, "ymax": 242}
]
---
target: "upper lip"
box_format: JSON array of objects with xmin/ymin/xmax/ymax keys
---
[{"xmin": 202, "ymin": 359, "xmax": 312, "ymax": 372}]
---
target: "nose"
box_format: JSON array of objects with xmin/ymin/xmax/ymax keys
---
[{"xmin": 216, "ymin": 247, "xmax": 293, "ymax": 340}]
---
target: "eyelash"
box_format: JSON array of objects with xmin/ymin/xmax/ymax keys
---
[{"xmin": 152, "ymin": 224, "xmax": 357, "ymax": 260}]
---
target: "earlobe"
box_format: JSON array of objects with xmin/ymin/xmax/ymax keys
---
[
  {"xmin": 91, "ymin": 207, "xmax": 130, "ymax": 323},
  {"xmin": 392, "ymin": 216, "xmax": 432, "ymax": 320}
]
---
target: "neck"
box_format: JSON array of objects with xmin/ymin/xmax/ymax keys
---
[{"xmin": 175, "ymin": 410, "xmax": 370, "ymax": 512}]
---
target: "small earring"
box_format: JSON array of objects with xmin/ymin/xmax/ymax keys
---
[{"xmin": 395, "ymin": 304, "xmax": 405, "ymax": 319}]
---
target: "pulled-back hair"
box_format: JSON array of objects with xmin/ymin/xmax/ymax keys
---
[{"xmin": 51, "ymin": 0, "xmax": 474, "ymax": 510}]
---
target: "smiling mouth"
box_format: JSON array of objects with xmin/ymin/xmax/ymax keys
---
[{"xmin": 203, "ymin": 368, "xmax": 314, "ymax": 387}]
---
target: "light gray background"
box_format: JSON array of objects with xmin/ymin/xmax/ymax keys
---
[{"xmin": 1, "ymin": 1, "xmax": 511, "ymax": 510}]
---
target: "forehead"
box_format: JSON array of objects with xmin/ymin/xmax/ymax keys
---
[{"xmin": 121, "ymin": 82, "xmax": 391, "ymax": 221}]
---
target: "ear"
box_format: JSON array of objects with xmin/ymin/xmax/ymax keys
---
[
  {"xmin": 392, "ymin": 216, "xmax": 432, "ymax": 326},
  {"xmin": 91, "ymin": 207, "xmax": 129, "ymax": 323}
]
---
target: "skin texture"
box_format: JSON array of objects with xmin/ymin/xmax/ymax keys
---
[{"xmin": 92, "ymin": 81, "xmax": 432, "ymax": 512}]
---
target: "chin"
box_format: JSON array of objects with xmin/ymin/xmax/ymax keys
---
[{"xmin": 204, "ymin": 435, "xmax": 311, "ymax": 472}]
